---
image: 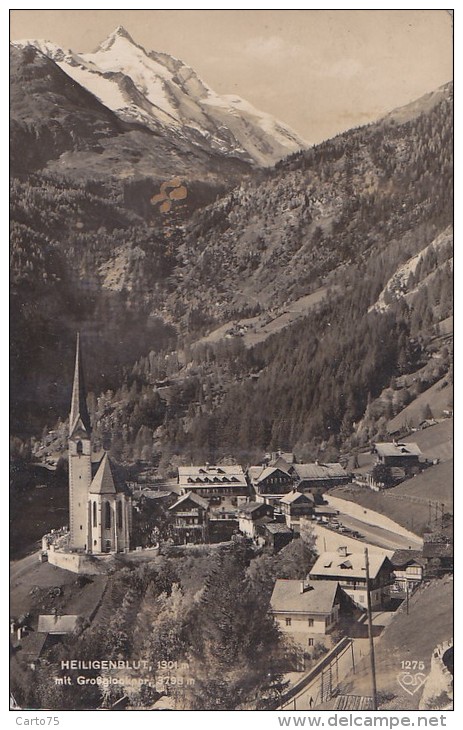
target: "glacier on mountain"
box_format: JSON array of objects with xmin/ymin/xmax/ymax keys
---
[{"xmin": 13, "ymin": 26, "xmax": 308, "ymax": 166}]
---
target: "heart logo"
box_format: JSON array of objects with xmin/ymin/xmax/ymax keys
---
[{"xmin": 397, "ymin": 671, "xmax": 427, "ymax": 696}]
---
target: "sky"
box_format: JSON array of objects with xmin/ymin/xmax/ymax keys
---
[{"xmin": 10, "ymin": 9, "xmax": 453, "ymax": 145}]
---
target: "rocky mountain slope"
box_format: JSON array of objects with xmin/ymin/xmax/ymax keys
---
[
  {"xmin": 155, "ymin": 81, "xmax": 453, "ymax": 329},
  {"xmin": 10, "ymin": 70, "xmax": 453, "ymax": 454},
  {"xmin": 370, "ymin": 226, "xmax": 453, "ymax": 313},
  {"xmin": 10, "ymin": 43, "xmax": 253, "ymax": 212},
  {"xmin": 13, "ymin": 27, "xmax": 306, "ymax": 169}
]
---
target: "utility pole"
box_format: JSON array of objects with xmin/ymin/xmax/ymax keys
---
[{"xmin": 364, "ymin": 548, "xmax": 378, "ymax": 710}]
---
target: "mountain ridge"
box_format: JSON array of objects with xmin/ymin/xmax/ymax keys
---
[
  {"xmin": 13, "ymin": 28, "xmax": 307, "ymax": 167},
  {"xmin": 9, "ymin": 42, "xmax": 255, "ymax": 212},
  {"xmin": 10, "ymin": 72, "xmax": 453, "ymax": 450}
]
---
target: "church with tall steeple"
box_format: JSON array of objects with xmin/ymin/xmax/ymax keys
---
[{"xmin": 68, "ymin": 334, "xmax": 132, "ymax": 554}]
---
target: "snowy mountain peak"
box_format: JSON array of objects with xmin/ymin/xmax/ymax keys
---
[
  {"xmin": 13, "ymin": 30, "xmax": 308, "ymax": 166},
  {"xmin": 98, "ymin": 25, "xmax": 137, "ymax": 51},
  {"xmin": 114, "ymin": 25, "xmax": 132, "ymax": 38}
]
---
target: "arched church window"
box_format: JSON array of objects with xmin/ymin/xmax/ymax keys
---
[
  {"xmin": 93, "ymin": 501, "xmax": 97, "ymax": 527},
  {"xmin": 105, "ymin": 502, "xmax": 111, "ymax": 529},
  {"xmin": 118, "ymin": 501, "xmax": 123, "ymax": 530},
  {"xmin": 76, "ymin": 440, "xmax": 83, "ymax": 455}
]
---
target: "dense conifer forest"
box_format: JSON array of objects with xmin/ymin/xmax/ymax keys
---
[{"xmin": 10, "ymin": 83, "xmax": 453, "ymax": 465}]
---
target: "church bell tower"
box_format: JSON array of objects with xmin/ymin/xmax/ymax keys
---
[{"xmin": 68, "ymin": 333, "xmax": 92, "ymax": 550}]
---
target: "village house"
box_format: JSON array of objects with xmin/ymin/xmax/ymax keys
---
[
  {"xmin": 259, "ymin": 522, "xmax": 294, "ymax": 552},
  {"xmin": 279, "ymin": 491, "xmax": 315, "ymax": 531},
  {"xmin": 364, "ymin": 468, "xmax": 408, "ymax": 491},
  {"xmin": 264, "ymin": 451, "xmax": 296, "ymax": 467},
  {"xmin": 309, "ymin": 547, "xmax": 393, "ymax": 609},
  {"xmin": 312, "ymin": 504, "xmax": 340, "ymax": 522},
  {"xmin": 270, "ymin": 578, "xmax": 341, "ymax": 652},
  {"xmin": 13, "ymin": 633, "xmax": 48, "ymax": 671},
  {"xmin": 390, "ymin": 549, "xmax": 426, "ymax": 597},
  {"xmin": 247, "ymin": 465, "xmax": 294, "ymax": 505},
  {"xmin": 294, "ymin": 462, "xmax": 350, "ymax": 493},
  {"xmin": 373, "ymin": 442, "xmax": 422, "ymax": 471},
  {"xmin": 422, "ymin": 539, "xmax": 453, "ymax": 576},
  {"xmin": 37, "ymin": 614, "xmax": 79, "ymax": 635},
  {"xmin": 133, "ymin": 489, "xmax": 178, "ymax": 511},
  {"xmin": 247, "ymin": 456, "xmax": 350, "ymax": 505},
  {"xmin": 238, "ymin": 502, "xmax": 274, "ymax": 538},
  {"xmin": 177, "ymin": 465, "xmax": 248, "ymax": 503},
  {"xmin": 11, "ymin": 615, "xmax": 79, "ymax": 672},
  {"xmin": 168, "ymin": 492, "xmax": 209, "ymax": 544},
  {"xmin": 208, "ymin": 500, "xmax": 239, "ymax": 542}
]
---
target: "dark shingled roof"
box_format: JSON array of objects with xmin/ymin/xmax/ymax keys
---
[
  {"xmin": 295, "ymin": 462, "xmax": 347, "ymax": 480},
  {"xmin": 17, "ymin": 632, "xmax": 48, "ymax": 661},
  {"xmin": 280, "ymin": 491, "xmax": 314, "ymax": 505},
  {"xmin": 89, "ymin": 452, "xmax": 116, "ymax": 495},
  {"xmin": 422, "ymin": 542, "xmax": 453, "ymax": 559},
  {"xmin": 89, "ymin": 453, "xmax": 129, "ymax": 495},
  {"xmin": 264, "ymin": 522, "xmax": 293, "ymax": 534},
  {"xmin": 239, "ymin": 502, "xmax": 271, "ymax": 516},
  {"xmin": 391, "ymin": 549, "xmax": 426, "ymax": 567},
  {"xmin": 169, "ymin": 491, "xmax": 209, "ymax": 511}
]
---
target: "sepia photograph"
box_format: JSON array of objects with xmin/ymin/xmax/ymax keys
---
[{"xmin": 9, "ymin": 8, "xmax": 453, "ymax": 715}]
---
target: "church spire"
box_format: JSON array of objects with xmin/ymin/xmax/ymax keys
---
[{"xmin": 70, "ymin": 332, "xmax": 91, "ymax": 436}]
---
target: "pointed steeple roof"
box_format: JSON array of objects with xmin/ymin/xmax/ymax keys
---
[
  {"xmin": 69, "ymin": 332, "xmax": 91, "ymax": 436},
  {"xmin": 89, "ymin": 452, "xmax": 116, "ymax": 495}
]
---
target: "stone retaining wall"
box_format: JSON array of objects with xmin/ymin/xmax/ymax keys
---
[
  {"xmin": 47, "ymin": 548, "xmax": 108, "ymax": 574},
  {"xmin": 419, "ymin": 639, "xmax": 453, "ymax": 710},
  {"xmin": 326, "ymin": 496, "xmax": 423, "ymax": 547}
]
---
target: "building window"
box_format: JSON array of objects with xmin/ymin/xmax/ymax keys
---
[
  {"xmin": 285, "ymin": 618, "xmax": 292, "ymax": 626},
  {"xmin": 118, "ymin": 501, "xmax": 123, "ymax": 530},
  {"xmin": 105, "ymin": 502, "xmax": 111, "ymax": 529},
  {"xmin": 93, "ymin": 501, "xmax": 97, "ymax": 527},
  {"xmin": 93, "ymin": 540, "xmax": 97, "ymax": 546},
  {"xmin": 308, "ymin": 639, "xmax": 314, "ymax": 647},
  {"xmin": 76, "ymin": 440, "xmax": 83, "ymax": 455},
  {"xmin": 308, "ymin": 618, "xmax": 314, "ymax": 627}
]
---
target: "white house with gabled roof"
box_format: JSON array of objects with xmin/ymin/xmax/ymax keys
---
[
  {"xmin": 270, "ymin": 579, "xmax": 341, "ymax": 651},
  {"xmin": 309, "ymin": 547, "xmax": 393, "ymax": 609}
]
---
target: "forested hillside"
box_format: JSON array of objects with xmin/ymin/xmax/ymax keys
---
[
  {"xmin": 10, "ymin": 175, "xmax": 177, "ymax": 435},
  {"xmin": 91, "ymin": 226, "xmax": 451, "ymax": 468},
  {"xmin": 78, "ymin": 84, "xmax": 453, "ymax": 465},
  {"xmin": 11, "ymin": 82, "xmax": 453, "ymax": 462},
  {"xmin": 163, "ymin": 82, "xmax": 452, "ymax": 328}
]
